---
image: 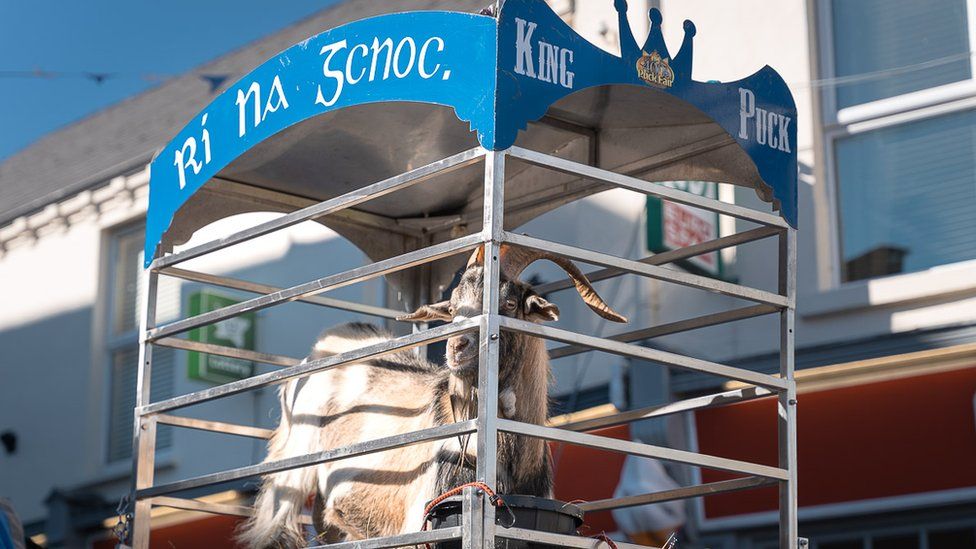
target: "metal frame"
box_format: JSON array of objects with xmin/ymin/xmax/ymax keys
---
[{"xmin": 131, "ymin": 146, "xmax": 798, "ymax": 548}]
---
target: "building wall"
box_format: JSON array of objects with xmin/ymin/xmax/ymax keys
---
[
  {"xmin": 0, "ymin": 173, "xmax": 149, "ymax": 523},
  {"xmin": 0, "ymin": 217, "xmax": 102, "ymax": 523},
  {"xmin": 0, "ymin": 170, "xmax": 384, "ymax": 525}
]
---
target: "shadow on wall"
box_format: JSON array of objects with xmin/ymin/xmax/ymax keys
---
[{"xmin": 0, "ymin": 307, "xmax": 98, "ymax": 525}]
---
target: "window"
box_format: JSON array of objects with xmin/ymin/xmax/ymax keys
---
[
  {"xmin": 828, "ymin": 0, "xmax": 972, "ymax": 109},
  {"xmin": 819, "ymin": 541, "xmax": 861, "ymax": 549},
  {"xmin": 105, "ymin": 223, "xmax": 175, "ymax": 462},
  {"xmin": 810, "ymin": 523, "xmax": 976, "ymax": 549},
  {"xmin": 835, "ymin": 110, "xmax": 976, "ymax": 280},
  {"xmin": 927, "ymin": 527, "xmax": 976, "ymax": 547},
  {"xmin": 820, "ymin": 0, "xmax": 976, "ymax": 282}
]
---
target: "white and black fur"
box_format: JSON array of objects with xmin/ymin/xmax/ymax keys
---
[{"xmin": 237, "ymin": 245, "xmax": 626, "ymax": 547}]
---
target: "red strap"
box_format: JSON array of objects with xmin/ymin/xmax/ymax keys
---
[
  {"xmin": 592, "ymin": 532, "xmax": 619, "ymax": 549},
  {"xmin": 421, "ymin": 482, "xmax": 504, "ymax": 549}
]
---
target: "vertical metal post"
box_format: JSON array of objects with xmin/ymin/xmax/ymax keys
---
[
  {"xmin": 130, "ymin": 268, "xmax": 159, "ymax": 549},
  {"xmin": 461, "ymin": 486, "xmax": 485, "ymax": 549},
  {"xmin": 414, "ymin": 238, "xmax": 431, "ymax": 360},
  {"xmin": 471, "ymin": 150, "xmax": 505, "ymax": 549},
  {"xmin": 778, "ymin": 228, "xmax": 798, "ymax": 548}
]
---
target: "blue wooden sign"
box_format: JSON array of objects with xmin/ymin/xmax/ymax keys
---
[{"xmin": 145, "ymin": 0, "xmax": 797, "ymax": 267}]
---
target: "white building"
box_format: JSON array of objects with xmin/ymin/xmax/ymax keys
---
[{"xmin": 1, "ymin": 1, "xmax": 974, "ymax": 547}]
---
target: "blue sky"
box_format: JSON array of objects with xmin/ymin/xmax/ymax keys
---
[{"xmin": 0, "ymin": 0, "xmax": 341, "ymax": 161}]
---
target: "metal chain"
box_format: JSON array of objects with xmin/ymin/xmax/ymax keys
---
[{"xmin": 113, "ymin": 494, "xmax": 133, "ymax": 549}]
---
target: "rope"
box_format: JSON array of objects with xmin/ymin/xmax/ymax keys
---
[
  {"xmin": 592, "ymin": 532, "xmax": 618, "ymax": 549},
  {"xmin": 565, "ymin": 500, "xmax": 617, "ymax": 549},
  {"xmin": 420, "ymin": 482, "xmax": 515, "ymax": 549}
]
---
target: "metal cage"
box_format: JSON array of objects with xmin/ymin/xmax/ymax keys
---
[{"xmin": 130, "ymin": 2, "xmax": 798, "ymax": 547}]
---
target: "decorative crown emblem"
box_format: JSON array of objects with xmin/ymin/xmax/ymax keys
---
[
  {"xmin": 613, "ymin": 3, "xmax": 695, "ymax": 87},
  {"xmin": 636, "ymin": 50, "xmax": 674, "ymax": 88}
]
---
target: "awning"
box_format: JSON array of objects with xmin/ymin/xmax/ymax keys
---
[{"xmin": 145, "ymin": 0, "xmax": 798, "ymax": 292}]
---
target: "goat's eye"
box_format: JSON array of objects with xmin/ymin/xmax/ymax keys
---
[
  {"xmin": 448, "ymin": 306, "xmax": 456, "ymax": 316},
  {"xmin": 503, "ymin": 299, "xmax": 517, "ymax": 311}
]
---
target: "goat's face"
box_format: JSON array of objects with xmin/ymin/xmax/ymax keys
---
[
  {"xmin": 398, "ymin": 245, "xmax": 627, "ymax": 376},
  {"xmin": 403, "ymin": 266, "xmax": 560, "ymax": 373}
]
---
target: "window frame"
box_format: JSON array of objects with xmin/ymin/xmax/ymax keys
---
[
  {"xmin": 105, "ymin": 222, "xmax": 142, "ymax": 349},
  {"xmin": 101, "ymin": 220, "xmax": 173, "ymax": 466},
  {"xmin": 815, "ymin": 0, "xmax": 976, "ymax": 290},
  {"xmin": 818, "ymin": 0, "xmax": 976, "ymax": 128}
]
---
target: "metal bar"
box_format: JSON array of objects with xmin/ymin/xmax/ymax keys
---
[
  {"xmin": 154, "ymin": 337, "xmax": 301, "ymax": 368},
  {"xmin": 612, "ymin": 132, "xmax": 735, "ymax": 179},
  {"xmin": 131, "ymin": 416, "xmax": 156, "ymax": 549},
  {"xmin": 130, "ymin": 268, "xmax": 159, "ymax": 549},
  {"xmin": 579, "ymin": 477, "xmax": 775, "ymax": 513},
  {"xmin": 208, "ymin": 176, "xmax": 426, "ymax": 239},
  {"xmin": 150, "ymin": 496, "xmax": 314, "ymax": 525},
  {"xmin": 778, "ymin": 228, "xmax": 799, "ymax": 547},
  {"xmin": 462, "ymin": 487, "xmax": 484, "ymax": 549},
  {"xmin": 306, "ymin": 527, "xmax": 463, "ymax": 549},
  {"xmin": 497, "ymin": 527, "xmax": 659, "ymax": 549},
  {"xmin": 534, "ymin": 114, "xmax": 600, "ymax": 164},
  {"xmin": 535, "ymin": 226, "xmax": 780, "ymax": 295},
  {"xmin": 151, "ymin": 146, "xmax": 486, "ymax": 269},
  {"xmin": 329, "ymin": 208, "xmax": 427, "ymax": 239},
  {"xmin": 150, "ymin": 496, "xmax": 254, "ymax": 518},
  {"xmin": 140, "ymin": 317, "xmax": 480, "ymax": 415},
  {"xmin": 507, "ymin": 146, "xmax": 789, "ymax": 228},
  {"xmin": 535, "ymin": 114, "xmax": 598, "ymax": 140},
  {"xmin": 135, "ymin": 269, "xmax": 159, "ymax": 415},
  {"xmin": 499, "ymin": 316, "xmax": 788, "ymax": 390},
  {"xmin": 161, "ymin": 267, "xmax": 404, "ymax": 320},
  {"xmin": 441, "ymin": 133, "xmax": 741, "ymax": 236},
  {"xmin": 503, "ymin": 232, "xmax": 788, "ymax": 307},
  {"xmin": 138, "ymin": 420, "xmax": 477, "ymax": 498},
  {"xmin": 475, "ymin": 150, "xmax": 506, "ymax": 547},
  {"xmin": 549, "ymin": 304, "xmax": 778, "ymax": 360},
  {"xmin": 497, "ymin": 418, "xmax": 789, "ymax": 480},
  {"xmin": 148, "ymin": 233, "xmax": 483, "ymax": 341},
  {"xmin": 155, "ymin": 415, "xmax": 273, "ymax": 439},
  {"xmin": 558, "ymin": 386, "xmax": 774, "ymax": 433}
]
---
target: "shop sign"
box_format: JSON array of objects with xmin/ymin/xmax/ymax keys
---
[
  {"xmin": 187, "ymin": 291, "xmax": 256, "ymax": 384},
  {"xmin": 646, "ymin": 181, "xmax": 725, "ymax": 278}
]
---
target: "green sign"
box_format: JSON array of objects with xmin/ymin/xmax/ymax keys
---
[
  {"xmin": 187, "ymin": 291, "xmax": 256, "ymax": 384},
  {"xmin": 646, "ymin": 181, "xmax": 726, "ymax": 279}
]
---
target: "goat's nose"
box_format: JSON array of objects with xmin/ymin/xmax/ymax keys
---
[{"xmin": 454, "ymin": 338, "xmax": 470, "ymax": 352}]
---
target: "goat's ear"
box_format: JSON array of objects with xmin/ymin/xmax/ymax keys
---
[
  {"xmin": 397, "ymin": 300, "xmax": 453, "ymax": 323},
  {"xmin": 525, "ymin": 295, "xmax": 559, "ymax": 322}
]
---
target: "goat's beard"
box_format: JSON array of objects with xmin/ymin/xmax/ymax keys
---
[
  {"xmin": 444, "ymin": 335, "xmax": 478, "ymax": 375},
  {"xmin": 446, "ymin": 342, "xmax": 478, "ymax": 376},
  {"xmin": 447, "ymin": 354, "xmax": 477, "ymax": 374}
]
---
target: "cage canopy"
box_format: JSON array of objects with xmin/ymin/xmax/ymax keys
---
[{"xmin": 145, "ymin": 0, "xmax": 798, "ymax": 271}]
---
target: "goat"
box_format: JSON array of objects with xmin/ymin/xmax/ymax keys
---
[{"xmin": 237, "ymin": 245, "xmax": 626, "ymax": 548}]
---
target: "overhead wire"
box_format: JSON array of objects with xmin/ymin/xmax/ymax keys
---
[
  {"xmin": 3, "ymin": 50, "xmax": 973, "ymax": 91},
  {"xmin": 0, "ymin": 69, "xmax": 232, "ymax": 91}
]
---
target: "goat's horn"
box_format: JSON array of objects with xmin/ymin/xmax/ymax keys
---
[
  {"xmin": 466, "ymin": 245, "xmax": 485, "ymax": 268},
  {"xmin": 499, "ymin": 245, "xmax": 628, "ymax": 323}
]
